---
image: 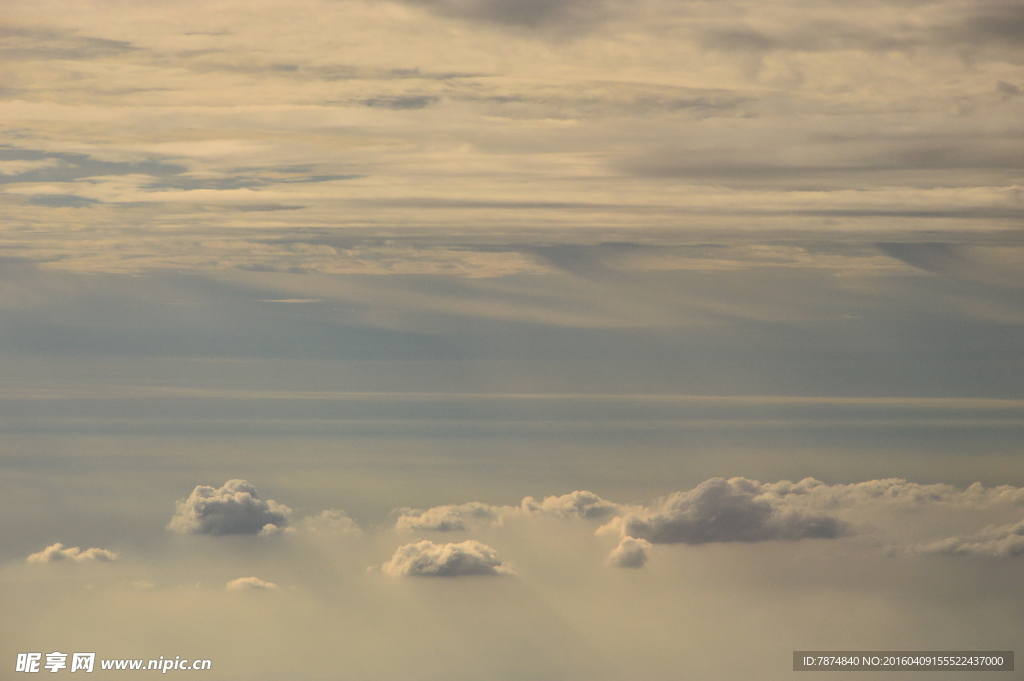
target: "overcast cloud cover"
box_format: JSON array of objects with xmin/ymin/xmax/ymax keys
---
[{"xmin": 1, "ymin": 0, "xmax": 1022, "ymax": 678}]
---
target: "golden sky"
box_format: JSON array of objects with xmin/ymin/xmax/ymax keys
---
[{"xmin": 2, "ymin": 0, "xmax": 1023, "ymax": 679}]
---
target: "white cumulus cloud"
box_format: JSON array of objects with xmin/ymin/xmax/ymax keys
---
[
  {"xmin": 257, "ymin": 523, "xmax": 295, "ymax": 537},
  {"xmin": 521, "ymin": 490, "xmax": 619, "ymax": 519},
  {"xmin": 394, "ymin": 502, "xmax": 501, "ymax": 531},
  {"xmin": 606, "ymin": 537, "xmax": 651, "ymax": 568},
  {"xmin": 27, "ymin": 542, "xmax": 117, "ymax": 563},
  {"xmin": 599, "ymin": 477, "xmax": 847, "ymax": 545},
  {"xmin": 755, "ymin": 477, "xmax": 1024, "ymax": 510},
  {"xmin": 167, "ymin": 479, "xmax": 291, "ymax": 535},
  {"xmin": 381, "ymin": 540, "xmax": 510, "ymax": 576},
  {"xmin": 226, "ymin": 576, "xmax": 280, "ymax": 590}
]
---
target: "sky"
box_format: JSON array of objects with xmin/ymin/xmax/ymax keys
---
[{"xmin": 1, "ymin": 0, "xmax": 1023, "ymax": 679}]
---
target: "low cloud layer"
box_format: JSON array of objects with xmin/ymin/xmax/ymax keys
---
[
  {"xmin": 167, "ymin": 480, "xmax": 291, "ymax": 536},
  {"xmin": 380, "ymin": 478, "xmax": 1024, "ymax": 570},
  {"xmin": 381, "ymin": 540, "xmax": 509, "ymax": 576},
  {"xmin": 385, "ymin": 477, "xmax": 1024, "ymax": 572},
  {"xmin": 601, "ymin": 476, "xmax": 1024, "ymax": 549},
  {"xmin": 226, "ymin": 576, "xmax": 280, "ymax": 590},
  {"xmin": 600, "ymin": 477, "xmax": 847, "ymax": 545},
  {"xmin": 914, "ymin": 520, "xmax": 1024, "ymax": 558},
  {"xmin": 26, "ymin": 543, "xmax": 117, "ymax": 563},
  {"xmin": 752, "ymin": 477, "xmax": 1024, "ymax": 511}
]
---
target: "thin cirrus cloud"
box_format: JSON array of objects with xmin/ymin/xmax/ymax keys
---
[
  {"xmin": 694, "ymin": 0, "xmax": 1024, "ymax": 56},
  {"xmin": 0, "ymin": 26, "xmax": 137, "ymax": 61},
  {"xmin": 381, "ymin": 540, "xmax": 510, "ymax": 576},
  {"xmin": 167, "ymin": 479, "xmax": 291, "ymax": 536},
  {"xmin": 26, "ymin": 542, "xmax": 117, "ymax": 563},
  {"xmin": 3, "ymin": 0, "xmax": 1020, "ymax": 257},
  {"xmin": 388, "ymin": 0, "xmax": 613, "ymax": 30}
]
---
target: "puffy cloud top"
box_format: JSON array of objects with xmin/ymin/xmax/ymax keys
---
[
  {"xmin": 914, "ymin": 519, "xmax": 1024, "ymax": 558},
  {"xmin": 393, "ymin": 491, "xmax": 619, "ymax": 532},
  {"xmin": 27, "ymin": 542, "xmax": 117, "ymax": 563},
  {"xmin": 606, "ymin": 537, "xmax": 651, "ymax": 569},
  {"xmin": 602, "ymin": 477, "xmax": 847, "ymax": 545},
  {"xmin": 226, "ymin": 576, "xmax": 279, "ymax": 590},
  {"xmin": 755, "ymin": 477, "xmax": 1024, "ymax": 509},
  {"xmin": 522, "ymin": 490, "xmax": 619, "ymax": 519},
  {"xmin": 382, "ymin": 540, "xmax": 509, "ymax": 576},
  {"xmin": 167, "ymin": 480, "xmax": 291, "ymax": 535},
  {"xmin": 394, "ymin": 502, "xmax": 500, "ymax": 532}
]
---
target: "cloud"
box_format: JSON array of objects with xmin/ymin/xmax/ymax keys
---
[
  {"xmin": 257, "ymin": 523, "xmax": 295, "ymax": 537},
  {"xmin": 697, "ymin": 23, "xmax": 916, "ymax": 55},
  {"xmin": 0, "ymin": 27, "xmax": 137, "ymax": 61},
  {"xmin": 381, "ymin": 540, "xmax": 510, "ymax": 576},
  {"xmin": 226, "ymin": 576, "xmax": 280, "ymax": 590},
  {"xmin": 0, "ymin": 149, "xmax": 185, "ymax": 187},
  {"xmin": 606, "ymin": 537, "xmax": 650, "ymax": 568},
  {"xmin": 693, "ymin": 0, "xmax": 1024, "ymax": 58},
  {"xmin": 393, "ymin": 0, "xmax": 610, "ymax": 30},
  {"xmin": 600, "ymin": 477, "xmax": 847, "ymax": 545},
  {"xmin": 913, "ymin": 520, "xmax": 1024, "ymax": 558},
  {"xmin": 393, "ymin": 491, "xmax": 617, "ymax": 532},
  {"xmin": 362, "ymin": 96, "xmax": 439, "ymax": 110},
  {"xmin": 876, "ymin": 243, "xmax": 1024, "ymax": 288},
  {"xmin": 997, "ymin": 81, "xmax": 1021, "ymax": 97},
  {"xmin": 521, "ymin": 490, "xmax": 619, "ymax": 519},
  {"xmin": 27, "ymin": 195, "xmax": 99, "ymax": 208},
  {"xmin": 755, "ymin": 477, "xmax": 1024, "ymax": 510},
  {"xmin": 939, "ymin": 0, "xmax": 1024, "ymax": 51},
  {"xmin": 0, "ymin": 159, "xmax": 63, "ymax": 176},
  {"xmin": 167, "ymin": 480, "xmax": 291, "ymax": 536},
  {"xmin": 26, "ymin": 543, "xmax": 117, "ymax": 563},
  {"xmin": 394, "ymin": 502, "xmax": 501, "ymax": 531},
  {"xmin": 301, "ymin": 509, "xmax": 360, "ymax": 533},
  {"xmin": 593, "ymin": 476, "xmax": 1024, "ymax": 558}
]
